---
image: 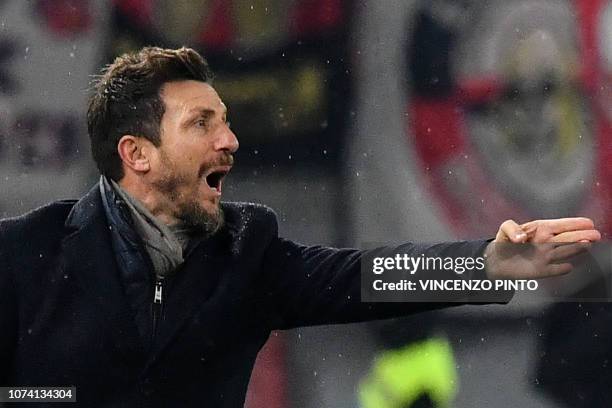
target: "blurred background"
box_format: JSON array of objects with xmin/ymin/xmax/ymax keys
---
[{"xmin": 1, "ymin": 0, "xmax": 611, "ymax": 406}]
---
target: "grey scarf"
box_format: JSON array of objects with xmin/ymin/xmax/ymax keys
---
[{"xmin": 101, "ymin": 176, "xmax": 186, "ymax": 278}]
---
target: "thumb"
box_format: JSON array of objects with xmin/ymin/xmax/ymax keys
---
[{"xmin": 496, "ymin": 219, "xmax": 528, "ymax": 243}]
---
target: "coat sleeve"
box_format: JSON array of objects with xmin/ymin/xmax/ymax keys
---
[
  {"xmin": 261, "ymin": 236, "xmax": 493, "ymax": 330},
  {"xmin": 0, "ymin": 222, "xmax": 18, "ymax": 385}
]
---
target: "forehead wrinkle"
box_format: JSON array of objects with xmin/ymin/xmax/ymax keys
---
[{"xmin": 162, "ymin": 84, "xmax": 227, "ymax": 123}]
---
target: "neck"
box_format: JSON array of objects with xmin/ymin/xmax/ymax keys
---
[{"xmin": 117, "ymin": 174, "xmax": 179, "ymax": 226}]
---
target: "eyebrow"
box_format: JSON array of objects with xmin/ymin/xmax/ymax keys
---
[
  {"xmin": 179, "ymin": 109, "xmax": 216, "ymax": 129},
  {"xmin": 188, "ymin": 105, "xmax": 228, "ymax": 116},
  {"xmin": 184, "ymin": 107, "xmax": 228, "ymax": 122},
  {"xmin": 187, "ymin": 108, "xmax": 214, "ymax": 119}
]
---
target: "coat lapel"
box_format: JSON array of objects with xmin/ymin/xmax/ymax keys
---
[{"xmin": 61, "ymin": 186, "xmax": 146, "ymax": 364}]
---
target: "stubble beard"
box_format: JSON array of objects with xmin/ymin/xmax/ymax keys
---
[{"xmin": 153, "ymin": 152, "xmax": 224, "ymax": 236}]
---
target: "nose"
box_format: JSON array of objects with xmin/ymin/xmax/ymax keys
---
[{"xmin": 215, "ymin": 124, "xmax": 239, "ymax": 153}]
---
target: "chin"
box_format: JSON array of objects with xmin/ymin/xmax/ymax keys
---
[
  {"xmin": 202, "ymin": 197, "xmax": 221, "ymax": 215},
  {"xmin": 176, "ymin": 197, "xmax": 224, "ymax": 235}
]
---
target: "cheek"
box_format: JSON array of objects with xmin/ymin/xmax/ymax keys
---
[
  {"xmin": 168, "ymin": 149, "xmax": 197, "ymax": 173},
  {"xmin": 161, "ymin": 138, "xmax": 215, "ymax": 180}
]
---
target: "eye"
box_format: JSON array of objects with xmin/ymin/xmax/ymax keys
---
[{"xmin": 195, "ymin": 119, "xmax": 209, "ymax": 128}]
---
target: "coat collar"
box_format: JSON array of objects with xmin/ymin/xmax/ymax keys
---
[{"xmin": 64, "ymin": 184, "xmax": 103, "ymax": 231}]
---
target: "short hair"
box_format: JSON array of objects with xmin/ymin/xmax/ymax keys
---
[{"xmin": 87, "ymin": 46, "xmax": 214, "ymax": 181}]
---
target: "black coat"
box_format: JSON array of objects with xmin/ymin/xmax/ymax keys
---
[{"xmin": 0, "ymin": 186, "xmax": 489, "ymax": 407}]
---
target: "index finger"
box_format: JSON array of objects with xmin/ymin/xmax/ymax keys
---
[
  {"xmin": 522, "ymin": 217, "xmax": 595, "ymax": 235},
  {"xmin": 550, "ymin": 229, "xmax": 601, "ymax": 243}
]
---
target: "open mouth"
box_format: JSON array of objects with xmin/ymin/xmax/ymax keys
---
[{"xmin": 203, "ymin": 168, "xmax": 230, "ymax": 194}]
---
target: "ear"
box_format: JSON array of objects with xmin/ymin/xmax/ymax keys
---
[{"xmin": 117, "ymin": 135, "xmax": 152, "ymax": 174}]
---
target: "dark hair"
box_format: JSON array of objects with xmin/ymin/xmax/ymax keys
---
[{"xmin": 87, "ymin": 46, "xmax": 214, "ymax": 181}]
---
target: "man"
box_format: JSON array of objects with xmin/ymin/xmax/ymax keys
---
[{"xmin": 0, "ymin": 47, "xmax": 601, "ymax": 407}]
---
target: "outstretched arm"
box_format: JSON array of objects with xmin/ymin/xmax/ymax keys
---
[{"xmin": 262, "ymin": 217, "xmax": 600, "ymax": 329}]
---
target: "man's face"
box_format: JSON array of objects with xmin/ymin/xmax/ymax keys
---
[{"xmin": 149, "ymin": 80, "xmax": 238, "ymax": 232}]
